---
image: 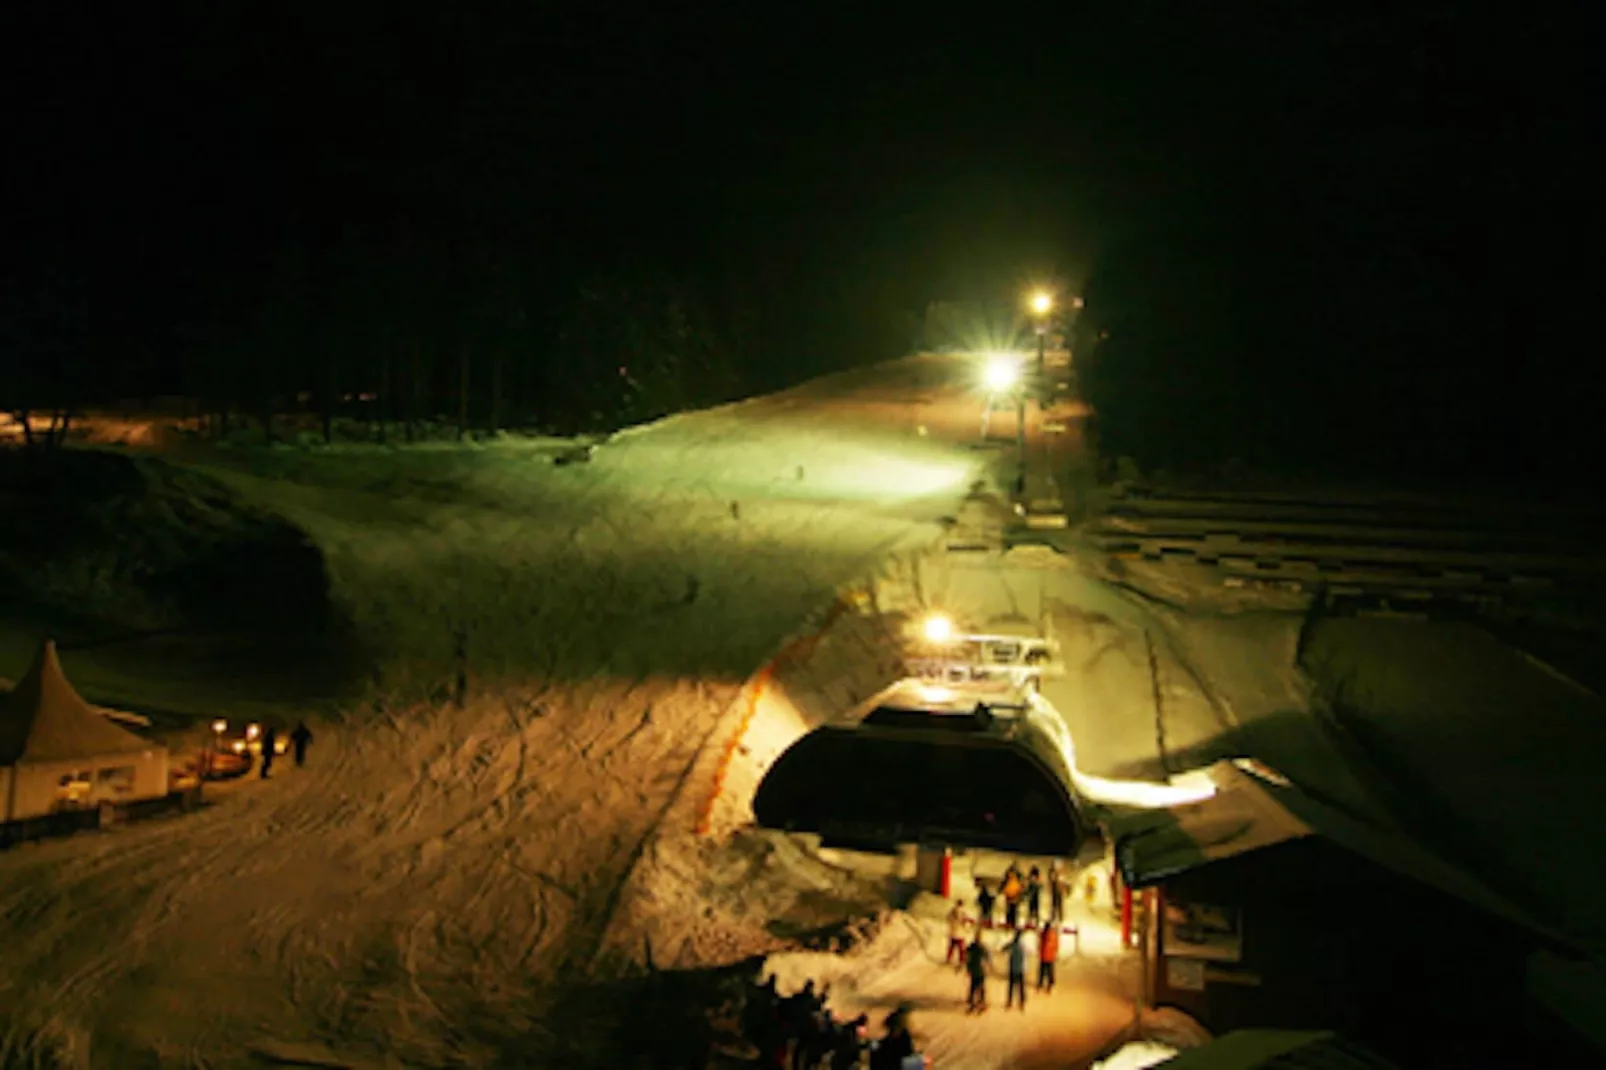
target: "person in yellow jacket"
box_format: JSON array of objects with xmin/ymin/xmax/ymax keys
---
[{"xmin": 1001, "ymin": 864, "xmax": 1024, "ymax": 929}]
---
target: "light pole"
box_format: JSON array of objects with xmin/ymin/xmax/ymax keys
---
[
  {"xmin": 1015, "ymin": 376, "xmax": 1028, "ymax": 497},
  {"xmin": 980, "ymin": 354, "xmax": 1018, "ymax": 440},
  {"xmin": 1028, "ymin": 290, "xmax": 1054, "ymax": 387},
  {"xmin": 981, "ymin": 355, "xmax": 1028, "ymax": 493},
  {"xmin": 206, "ymin": 719, "xmax": 226, "ymax": 787},
  {"xmin": 921, "ymin": 612, "xmax": 955, "ymax": 644}
]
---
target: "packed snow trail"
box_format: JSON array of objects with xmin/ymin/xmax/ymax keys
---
[{"xmin": 0, "ymin": 355, "xmax": 1010, "ymax": 1067}]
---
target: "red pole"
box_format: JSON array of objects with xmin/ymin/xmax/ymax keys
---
[
  {"xmin": 1120, "ymin": 885, "xmax": 1134, "ymax": 948},
  {"xmin": 939, "ymin": 847, "xmax": 953, "ymax": 898}
]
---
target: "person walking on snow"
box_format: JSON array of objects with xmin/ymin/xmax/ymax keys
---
[
  {"xmin": 290, "ymin": 721, "xmax": 313, "ymax": 767},
  {"xmin": 945, "ymin": 901, "xmax": 970, "ymax": 968},
  {"xmin": 259, "ymin": 724, "xmax": 278, "ymax": 779},
  {"xmin": 964, "ymin": 935, "xmax": 991, "ymax": 1013},
  {"xmin": 1026, "ymin": 866, "xmax": 1044, "ymax": 927},
  {"xmin": 1006, "ymin": 931, "xmax": 1029, "ymax": 1010},
  {"xmin": 1037, "ymin": 922, "xmax": 1061, "ymax": 992}
]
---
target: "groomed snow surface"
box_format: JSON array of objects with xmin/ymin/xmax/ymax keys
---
[
  {"xmin": 12, "ymin": 352, "xmax": 1595, "ymax": 1067},
  {"xmin": 0, "ymin": 356, "xmax": 1064, "ymax": 1068}
]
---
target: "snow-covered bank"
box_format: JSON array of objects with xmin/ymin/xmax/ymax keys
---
[
  {"xmin": 1299, "ymin": 616, "xmax": 1606, "ymax": 954},
  {"xmin": 1094, "ymin": 531, "xmax": 1606, "ymax": 966},
  {"xmin": 590, "ymin": 580, "xmax": 929, "ymax": 986}
]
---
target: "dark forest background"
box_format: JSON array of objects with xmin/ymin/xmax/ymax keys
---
[{"xmin": 2, "ymin": 7, "xmax": 1593, "ymax": 484}]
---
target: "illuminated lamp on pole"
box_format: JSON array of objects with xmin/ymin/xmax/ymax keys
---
[{"xmin": 921, "ymin": 612, "xmax": 956, "ymax": 645}]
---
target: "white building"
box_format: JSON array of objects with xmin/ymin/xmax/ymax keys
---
[{"xmin": 1, "ymin": 641, "xmax": 169, "ymax": 822}]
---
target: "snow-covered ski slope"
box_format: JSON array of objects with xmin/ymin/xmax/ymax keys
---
[{"xmin": 0, "ymin": 354, "xmax": 1000, "ymax": 1068}]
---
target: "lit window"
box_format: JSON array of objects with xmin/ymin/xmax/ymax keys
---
[{"xmin": 96, "ymin": 766, "xmax": 137, "ymax": 796}]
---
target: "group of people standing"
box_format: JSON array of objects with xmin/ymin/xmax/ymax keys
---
[
  {"xmin": 975, "ymin": 861, "xmax": 1068, "ymax": 930},
  {"xmin": 946, "ymin": 860, "xmax": 1073, "ymax": 1014},
  {"xmin": 743, "ymin": 975, "xmax": 924, "ymax": 1069},
  {"xmin": 744, "ymin": 859, "xmax": 1080, "ymax": 1063}
]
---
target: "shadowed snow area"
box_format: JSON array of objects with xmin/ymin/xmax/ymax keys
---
[
  {"xmin": 1298, "ymin": 617, "xmax": 1606, "ymax": 952},
  {"xmin": 0, "ymin": 356, "xmax": 995, "ymax": 1067}
]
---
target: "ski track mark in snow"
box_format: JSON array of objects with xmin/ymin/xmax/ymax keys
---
[{"xmin": 0, "ymin": 357, "xmax": 996, "ymax": 1064}]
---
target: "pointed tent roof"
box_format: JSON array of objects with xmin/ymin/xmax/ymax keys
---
[{"xmin": 0, "ymin": 641, "xmax": 152, "ymax": 765}]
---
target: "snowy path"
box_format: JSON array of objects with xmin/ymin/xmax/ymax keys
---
[
  {"xmin": 1, "ymin": 678, "xmax": 727, "ymax": 1065},
  {"xmin": 0, "ymin": 355, "xmax": 1002, "ymax": 1067},
  {"xmin": 761, "ymin": 890, "xmax": 1137, "ymax": 1070}
]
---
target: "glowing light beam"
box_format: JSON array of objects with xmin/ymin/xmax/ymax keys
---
[
  {"xmin": 982, "ymin": 355, "xmax": 1020, "ymax": 393},
  {"xmin": 921, "ymin": 613, "xmax": 956, "ymax": 644}
]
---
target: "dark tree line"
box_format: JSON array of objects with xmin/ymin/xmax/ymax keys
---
[
  {"xmin": 2, "ymin": 3, "xmax": 935, "ymax": 451},
  {"xmin": 2, "ymin": 226, "xmax": 922, "ymax": 451},
  {"xmin": 165, "ymin": 234, "xmax": 761, "ymax": 444},
  {"xmin": 1074, "ymin": 203, "xmax": 1593, "ymax": 492},
  {"xmin": 1062, "ymin": 7, "xmax": 1595, "ymax": 493},
  {"xmin": 0, "ymin": 252, "xmax": 88, "ymax": 451}
]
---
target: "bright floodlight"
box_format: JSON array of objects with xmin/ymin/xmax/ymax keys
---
[
  {"xmin": 211, "ymin": 719, "xmax": 227, "ymax": 734},
  {"xmin": 982, "ymin": 357, "xmax": 1019, "ymax": 393},
  {"xmin": 922, "ymin": 613, "xmax": 956, "ymax": 644},
  {"xmin": 1029, "ymin": 290, "xmax": 1054, "ymax": 316}
]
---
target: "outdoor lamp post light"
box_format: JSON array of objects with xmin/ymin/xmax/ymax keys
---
[
  {"xmin": 206, "ymin": 719, "xmax": 226, "ymax": 782},
  {"xmin": 1028, "ymin": 289, "xmax": 1055, "ymax": 382},
  {"xmin": 982, "ymin": 355, "xmax": 1019, "ymax": 395},
  {"xmin": 980, "ymin": 351, "xmax": 1027, "ymax": 492},
  {"xmin": 921, "ymin": 612, "xmax": 956, "ymax": 644},
  {"xmin": 980, "ymin": 354, "xmax": 1021, "ymax": 441}
]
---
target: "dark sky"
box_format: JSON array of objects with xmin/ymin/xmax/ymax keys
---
[{"xmin": 3, "ymin": 6, "xmax": 1591, "ymax": 390}]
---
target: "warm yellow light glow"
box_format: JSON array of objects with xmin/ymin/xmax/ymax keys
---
[
  {"xmin": 211, "ymin": 719, "xmax": 227, "ymax": 734},
  {"xmin": 1072, "ymin": 766, "xmax": 1219, "ymax": 809},
  {"xmin": 230, "ymin": 741, "xmax": 246, "ymax": 754},
  {"xmin": 245, "ymin": 723, "xmax": 260, "ymax": 740},
  {"xmin": 1029, "ymin": 290, "xmax": 1054, "ymax": 316},
  {"xmin": 916, "ymin": 683, "xmax": 956, "ymax": 704},
  {"xmin": 921, "ymin": 613, "xmax": 956, "ymax": 644},
  {"xmin": 1232, "ymin": 756, "xmax": 1291, "ymax": 787},
  {"xmin": 982, "ymin": 356, "xmax": 1019, "ymax": 393},
  {"xmin": 1028, "ymin": 692, "xmax": 1218, "ymax": 809},
  {"xmin": 821, "ymin": 454, "xmax": 972, "ymax": 500}
]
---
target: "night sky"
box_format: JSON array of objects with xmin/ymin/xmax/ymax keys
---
[{"xmin": 4, "ymin": 6, "xmax": 1592, "ymax": 477}]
